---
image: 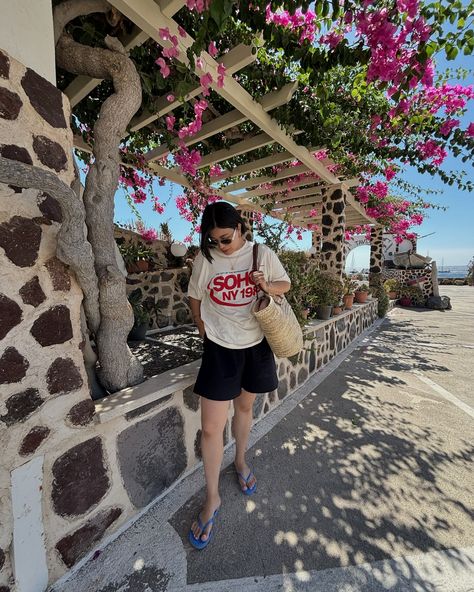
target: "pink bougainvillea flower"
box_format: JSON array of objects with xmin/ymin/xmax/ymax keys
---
[
  {"xmin": 166, "ymin": 94, "xmax": 175, "ymax": 103},
  {"xmin": 158, "ymin": 27, "xmax": 171, "ymax": 41},
  {"xmin": 466, "ymin": 123, "xmax": 474, "ymax": 137},
  {"xmin": 178, "ymin": 25, "xmax": 187, "ymax": 38},
  {"xmin": 166, "ymin": 115, "xmax": 176, "ymax": 131},
  {"xmin": 162, "ymin": 46, "xmax": 179, "ymax": 59},
  {"xmin": 217, "ymin": 63, "xmax": 226, "ymax": 88},
  {"xmin": 209, "ymin": 164, "xmax": 223, "ymax": 177},
  {"xmin": 439, "ymin": 119, "xmax": 459, "ymax": 137},
  {"xmin": 155, "ymin": 57, "xmax": 170, "ymax": 78},
  {"xmin": 384, "ymin": 166, "xmax": 396, "ymax": 181},
  {"xmin": 208, "ymin": 41, "xmax": 218, "ymax": 57}
]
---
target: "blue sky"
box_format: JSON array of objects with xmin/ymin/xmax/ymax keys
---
[{"xmin": 114, "ymin": 46, "xmax": 474, "ymax": 270}]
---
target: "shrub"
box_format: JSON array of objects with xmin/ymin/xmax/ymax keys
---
[{"xmin": 383, "ymin": 278, "xmax": 399, "ymax": 293}]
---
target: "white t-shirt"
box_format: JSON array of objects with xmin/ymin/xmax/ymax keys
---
[{"xmin": 188, "ymin": 241, "xmax": 290, "ymax": 349}]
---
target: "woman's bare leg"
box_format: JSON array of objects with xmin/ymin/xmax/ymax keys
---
[
  {"xmin": 232, "ymin": 389, "xmax": 256, "ymax": 491},
  {"xmin": 191, "ymin": 398, "xmax": 230, "ymax": 541}
]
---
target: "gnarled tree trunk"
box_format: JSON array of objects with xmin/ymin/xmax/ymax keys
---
[{"xmin": 54, "ymin": 0, "xmax": 143, "ymax": 391}]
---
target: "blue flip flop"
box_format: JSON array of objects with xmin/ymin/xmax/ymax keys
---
[
  {"xmin": 188, "ymin": 508, "xmax": 219, "ymax": 550},
  {"xmin": 236, "ymin": 470, "xmax": 257, "ymax": 496}
]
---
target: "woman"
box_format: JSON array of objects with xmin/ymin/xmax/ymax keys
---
[{"xmin": 187, "ymin": 202, "xmax": 291, "ymax": 549}]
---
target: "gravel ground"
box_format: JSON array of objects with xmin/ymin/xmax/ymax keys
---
[{"xmin": 128, "ymin": 325, "xmax": 203, "ymax": 378}]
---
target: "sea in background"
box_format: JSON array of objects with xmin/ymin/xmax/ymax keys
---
[{"xmin": 436, "ymin": 265, "xmax": 468, "ymax": 279}]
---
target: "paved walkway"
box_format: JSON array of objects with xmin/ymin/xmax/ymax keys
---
[{"xmin": 51, "ymin": 286, "xmax": 474, "ymax": 592}]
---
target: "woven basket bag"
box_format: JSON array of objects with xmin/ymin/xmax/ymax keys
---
[{"xmin": 251, "ymin": 244, "xmax": 303, "ymax": 358}]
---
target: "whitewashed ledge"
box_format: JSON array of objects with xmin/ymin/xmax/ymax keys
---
[
  {"xmin": 94, "ymin": 359, "xmax": 201, "ymax": 423},
  {"xmin": 94, "ymin": 299, "xmax": 379, "ymax": 424}
]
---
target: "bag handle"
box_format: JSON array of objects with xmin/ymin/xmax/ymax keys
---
[
  {"xmin": 252, "ymin": 243, "xmax": 284, "ymax": 305},
  {"xmin": 252, "ymin": 243, "xmax": 259, "ymax": 273}
]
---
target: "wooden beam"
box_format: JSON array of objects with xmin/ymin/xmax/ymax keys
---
[
  {"xmin": 106, "ymin": 0, "xmax": 340, "ymax": 185},
  {"xmin": 197, "ymin": 133, "xmax": 275, "ymax": 169},
  {"xmin": 64, "ymin": 0, "xmax": 186, "ymax": 107},
  {"xmin": 144, "ymin": 82, "xmax": 296, "ymax": 162},
  {"xmin": 133, "ymin": 42, "xmax": 257, "ymax": 134}
]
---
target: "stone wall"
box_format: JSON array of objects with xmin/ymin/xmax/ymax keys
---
[
  {"xmin": 382, "ymin": 266, "xmax": 434, "ymax": 300},
  {"xmin": 126, "ymin": 267, "xmax": 192, "ymax": 329},
  {"xmin": 0, "ymin": 49, "xmax": 97, "ymax": 590}
]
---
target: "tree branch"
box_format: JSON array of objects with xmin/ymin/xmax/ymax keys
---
[{"xmin": 0, "ymin": 156, "xmax": 101, "ymax": 334}]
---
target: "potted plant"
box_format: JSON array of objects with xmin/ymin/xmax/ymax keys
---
[
  {"xmin": 342, "ymin": 276, "xmax": 357, "ymax": 310},
  {"xmin": 309, "ymin": 273, "xmax": 342, "ymax": 320},
  {"xmin": 331, "ymin": 278, "xmax": 344, "ymax": 315},
  {"xmin": 399, "ymin": 285, "xmax": 425, "ymax": 307},
  {"xmin": 354, "ymin": 283, "xmax": 370, "ymax": 304},
  {"xmin": 127, "ymin": 292, "xmax": 150, "ymax": 340},
  {"xmin": 118, "ymin": 241, "xmax": 154, "ymax": 274},
  {"xmin": 383, "ymin": 278, "xmax": 399, "ymax": 300}
]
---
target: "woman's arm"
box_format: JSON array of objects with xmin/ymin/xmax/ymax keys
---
[
  {"xmin": 189, "ymin": 296, "xmax": 205, "ymax": 337},
  {"xmin": 250, "ymin": 272, "xmax": 290, "ymax": 296}
]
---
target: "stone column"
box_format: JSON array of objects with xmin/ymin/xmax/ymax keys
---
[
  {"xmin": 236, "ymin": 206, "xmax": 254, "ymax": 241},
  {"xmin": 311, "ymin": 231, "xmax": 321, "ymax": 267},
  {"xmin": 369, "ymin": 225, "xmax": 383, "ymax": 285},
  {"xmin": 320, "ymin": 186, "xmax": 346, "ymax": 279}
]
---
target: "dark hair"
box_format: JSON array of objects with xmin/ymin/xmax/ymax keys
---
[{"xmin": 200, "ymin": 202, "xmax": 248, "ymax": 262}]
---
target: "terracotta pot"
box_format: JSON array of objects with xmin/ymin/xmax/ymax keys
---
[
  {"xmin": 332, "ymin": 306, "xmax": 343, "ymax": 316},
  {"xmin": 343, "ymin": 294, "xmax": 354, "ymax": 310},
  {"xmin": 354, "ymin": 291, "xmax": 368, "ymax": 304},
  {"xmin": 388, "ymin": 291, "xmax": 398, "ymax": 300},
  {"xmin": 315, "ymin": 304, "xmax": 332, "ymax": 320},
  {"xmin": 136, "ymin": 259, "xmax": 149, "ymax": 272},
  {"xmin": 126, "ymin": 262, "xmax": 140, "ymax": 274}
]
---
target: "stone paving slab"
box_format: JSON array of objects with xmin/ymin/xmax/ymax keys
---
[{"xmin": 50, "ymin": 286, "xmax": 474, "ymax": 592}]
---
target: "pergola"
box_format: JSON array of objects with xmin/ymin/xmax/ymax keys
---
[{"xmin": 67, "ymin": 0, "xmax": 377, "ymax": 276}]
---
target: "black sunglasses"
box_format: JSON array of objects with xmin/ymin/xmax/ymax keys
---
[{"xmin": 207, "ymin": 228, "xmax": 237, "ymax": 247}]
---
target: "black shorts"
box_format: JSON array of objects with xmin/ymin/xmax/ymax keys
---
[{"xmin": 194, "ymin": 336, "xmax": 278, "ymax": 401}]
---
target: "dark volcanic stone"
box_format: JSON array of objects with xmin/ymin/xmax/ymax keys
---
[
  {"xmin": 67, "ymin": 400, "xmax": 96, "ymax": 426},
  {"xmin": 160, "ymin": 271, "xmax": 173, "ymax": 282},
  {"xmin": 46, "ymin": 357, "xmax": 83, "ymax": 395},
  {"xmin": 19, "ymin": 426, "xmax": 50, "ymax": 456},
  {"xmin": 0, "ymin": 347, "xmax": 29, "ymax": 384},
  {"xmin": 183, "ymin": 385, "xmax": 200, "ymax": 411},
  {"xmin": 277, "ymin": 378, "xmax": 288, "ymax": 400},
  {"xmin": 0, "ymin": 216, "xmax": 41, "ymax": 267},
  {"xmin": 0, "ymin": 144, "xmax": 32, "ymax": 164},
  {"xmin": 38, "ymin": 193, "xmax": 62, "ymax": 222},
  {"xmin": 117, "ymin": 407, "xmax": 187, "ymax": 508},
  {"xmin": 19, "ymin": 276, "xmax": 46, "ymax": 307},
  {"xmin": 21, "ymin": 68, "xmax": 67, "ymax": 128},
  {"xmin": 30, "ymin": 305, "xmax": 73, "ymax": 346},
  {"xmin": 45, "ymin": 258, "xmax": 71, "ymax": 291},
  {"xmin": 32, "ymin": 135, "xmax": 67, "ymax": 172},
  {"xmin": 56, "ymin": 508, "xmax": 122, "ymax": 568},
  {"xmin": 0, "ymin": 293, "xmax": 22, "ymax": 340},
  {"xmin": 0, "ymin": 546, "xmax": 5, "ymax": 570},
  {"xmin": 0, "ymin": 87, "xmax": 22, "ymax": 120},
  {"xmin": 125, "ymin": 395, "xmax": 172, "ymax": 421},
  {"xmin": 52, "ymin": 437, "xmax": 109, "ymax": 517},
  {"xmin": 194, "ymin": 429, "xmax": 202, "ymax": 460},
  {"xmin": 1, "ymin": 388, "xmax": 43, "ymax": 426},
  {"xmin": 298, "ymin": 367, "xmax": 308, "ymax": 385},
  {"xmin": 0, "ymin": 50, "xmax": 9, "ymax": 78}
]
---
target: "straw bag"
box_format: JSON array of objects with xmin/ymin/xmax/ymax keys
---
[{"xmin": 251, "ymin": 244, "xmax": 303, "ymax": 358}]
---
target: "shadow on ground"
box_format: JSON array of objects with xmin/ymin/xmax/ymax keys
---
[{"xmin": 170, "ymin": 315, "xmax": 474, "ymax": 588}]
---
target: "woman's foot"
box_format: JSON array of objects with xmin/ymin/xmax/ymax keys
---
[
  {"xmin": 190, "ymin": 496, "xmax": 221, "ymax": 545},
  {"xmin": 234, "ymin": 461, "xmax": 257, "ymax": 494}
]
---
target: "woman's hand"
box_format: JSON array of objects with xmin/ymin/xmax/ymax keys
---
[
  {"xmin": 250, "ymin": 270, "xmax": 270, "ymax": 292},
  {"xmin": 195, "ymin": 319, "xmax": 205, "ymax": 338}
]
